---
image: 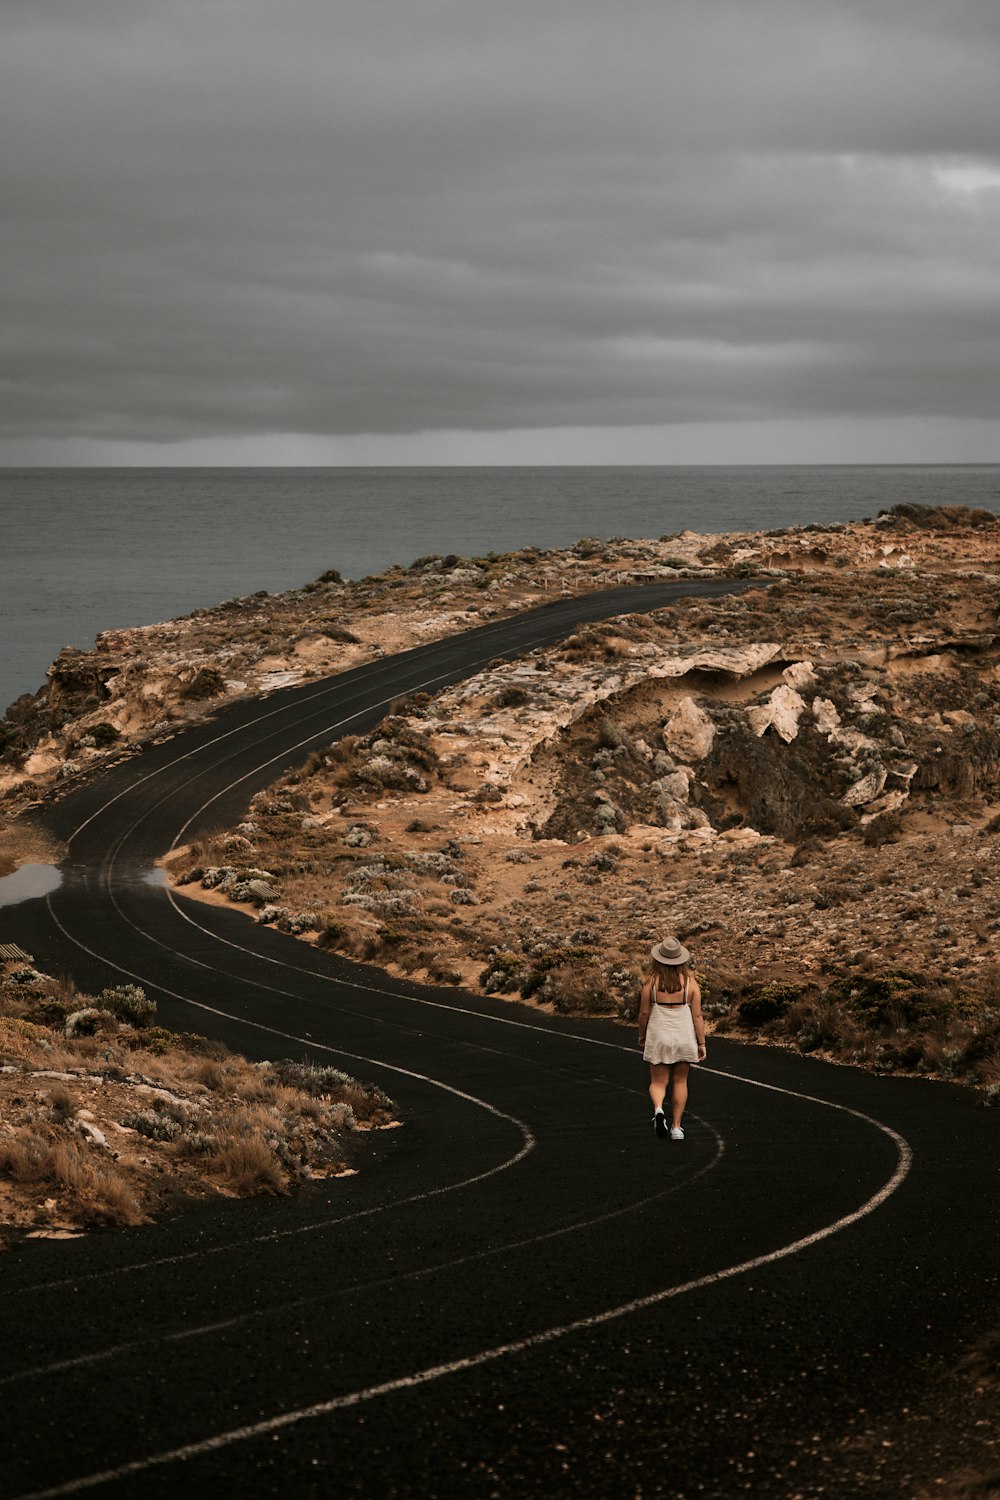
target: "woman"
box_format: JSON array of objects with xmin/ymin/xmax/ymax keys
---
[{"xmin": 637, "ymin": 936, "xmax": 707, "ymax": 1140}]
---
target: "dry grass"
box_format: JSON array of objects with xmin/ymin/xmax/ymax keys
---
[
  {"xmin": 47, "ymin": 1084, "xmax": 75, "ymax": 1121},
  {"xmin": 0, "ymin": 1130, "xmax": 147, "ymax": 1227},
  {"xmin": 0, "ymin": 1132, "xmax": 53, "ymax": 1182},
  {"xmin": 0, "ymin": 961, "xmax": 396, "ymax": 1244},
  {"xmin": 189, "ymin": 1056, "xmax": 227, "ymax": 1091},
  {"xmin": 0, "ymin": 819, "xmax": 66, "ymax": 876},
  {"xmin": 209, "ymin": 1133, "xmax": 288, "ymax": 1195}
]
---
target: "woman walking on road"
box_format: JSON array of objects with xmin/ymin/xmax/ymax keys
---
[{"xmin": 638, "ymin": 937, "xmax": 707, "ymax": 1140}]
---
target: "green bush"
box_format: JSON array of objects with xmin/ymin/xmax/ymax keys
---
[
  {"xmin": 494, "ymin": 685, "xmax": 529, "ymax": 708},
  {"xmin": 122, "ymin": 1025, "xmax": 176, "ymax": 1055},
  {"xmin": 125, "ymin": 1110, "xmax": 183, "ymax": 1141},
  {"xmin": 30, "ymin": 999, "xmax": 74, "ymax": 1031},
  {"xmin": 961, "ymin": 1016, "xmax": 1000, "ymax": 1067},
  {"xmin": 863, "ymin": 812, "xmax": 903, "ymax": 847},
  {"xmin": 98, "ymin": 983, "xmax": 157, "ymax": 1028},
  {"xmin": 826, "ymin": 970, "xmax": 977, "ymax": 1030},
  {"xmin": 479, "ymin": 950, "xmax": 523, "ymax": 994},
  {"xmin": 737, "ymin": 982, "xmax": 805, "ymax": 1025},
  {"xmin": 65, "ymin": 1007, "xmax": 114, "ymax": 1038},
  {"xmin": 181, "ymin": 666, "xmax": 225, "ymax": 700},
  {"xmin": 520, "ymin": 947, "xmax": 596, "ymax": 998}
]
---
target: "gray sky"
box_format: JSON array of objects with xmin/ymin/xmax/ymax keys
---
[{"xmin": 3, "ymin": 0, "xmax": 1000, "ymax": 464}]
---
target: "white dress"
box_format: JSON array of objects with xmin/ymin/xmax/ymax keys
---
[{"xmin": 643, "ymin": 975, "xmax": 699, "ymax": 1065}]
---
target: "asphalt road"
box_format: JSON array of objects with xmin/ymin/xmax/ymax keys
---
[{"xmin": 2, "ymin": 582, "xmax": 998, "ymax": 1500}]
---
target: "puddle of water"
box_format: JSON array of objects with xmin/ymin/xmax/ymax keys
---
[
  {"xmin": 0, "ymin": 863, "xmax": 63, "ymax": 908},
  {"xmin": 143, "ymin": 868, "xmax": 168, "ymax": 888}
]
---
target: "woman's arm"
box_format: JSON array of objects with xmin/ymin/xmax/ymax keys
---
[
  {"xmin": 637, "ymin": 980, "xmax": 651, "ymax": 1048},
  {"xmin": 689, "ymin": 978, "xmax": 707, "ymax": 1061}
]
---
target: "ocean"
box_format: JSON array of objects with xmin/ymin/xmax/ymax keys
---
[{"xmin": 3, "ymin": 464, "xmax": 999, "ymax": 716}]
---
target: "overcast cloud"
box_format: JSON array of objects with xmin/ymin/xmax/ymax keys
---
[{"xmin": 3, "ymin": 0, "xmax": 1000, "ymax": 462}]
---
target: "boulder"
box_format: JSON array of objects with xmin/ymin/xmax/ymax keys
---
[
  {"xmin": 663, "ymin": 698, "xmax": 715, "ymax": 761},
  {"xmin": 656, "ymin": 769, "xmax": 692, "ymax": 801},
  {"xmin": 842, "ymin": 767, "xmax": 888, "ymax": 807},
  {"xmin": 812, "ymin": 697, "xmax": 841, "ymax": 735},
  {"xmin": 782, "ymin": 660, "xmax": 817, "ymax": 691},
  {"xmin": 747, "ymin": 685, "xmax": 806, "ymax": 743},
  {"xmin": 654, "ymin": 797, "xmax": 684, "ymax": 832}
]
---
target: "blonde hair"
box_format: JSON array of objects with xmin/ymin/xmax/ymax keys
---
[{"xmin": 647, "ymin": 959, "xmax": 689, "ymax": 993}]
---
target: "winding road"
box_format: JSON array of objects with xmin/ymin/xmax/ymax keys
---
[{"xmin": 2, "ymin": 582, "xmax": 998, "ymax": 1500}]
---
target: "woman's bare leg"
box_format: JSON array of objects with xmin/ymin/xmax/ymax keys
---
[
  {"xmin": 670, "ymin": 1062, "xmax": 690, "ymax": 1128},
  {"xmin": 648, "ymin": 1063, "xmax": 669, "ymax": 1113}
]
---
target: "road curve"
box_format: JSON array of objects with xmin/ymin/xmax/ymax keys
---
[{"xmin": 2, "ymin": 582, "xmax": 998, "ymax": 1500}]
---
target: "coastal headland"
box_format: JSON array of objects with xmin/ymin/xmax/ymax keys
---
[
  {"xmin": 1, "ymin": 510, "xmax": 999, "ymax": 1496},
  {"xmin": 4, "ymin": 502, "xmax": 1000, "ymax": 1096}
]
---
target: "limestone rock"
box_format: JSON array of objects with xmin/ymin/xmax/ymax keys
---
[
  {"xmin": 842, "ymin": 767, "xmax": 888, "ymax": 806},
  {"xmin": 783, "ymin": 660, "xmax": 817, "ymax": 691},
  {"xmin": 861, "ymin": 789, "xmax": 908, "ymax": 818},
  {"xmin": 663, "ymin": 698, "xmax": 715, "ymax": 761},
  {"xmin": 746, "ymin": 685, "xmax": 807, "ymax": 743},
  {"xmin": 656, "ymin": 770, "xmax": 692, "ymax": 801},
  {"xmin": 76, "ymin": 1119, "xmax": 109, "ymax": 1149},
  {"xmin": 654, "ymin": 798, "xmax": 684, "ymax": 832},
  {"xmin": 812, "ymin": 698, "xmax": 841, "ymax": 735},
  {"xmin": 647, "ymin": 643, "xmax": 782, "ymax": 680}
]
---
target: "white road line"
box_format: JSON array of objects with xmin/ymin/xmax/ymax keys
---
[
  {"xmin": 63, "ymin": 605, "xmax": 604, "ymax": 847},
  {"xmin": 40, "ymin": 894, "xmax": 536, "ymax": 1180},
  {"xmin": 64, "ymin": 582, "xmax": 735, "ymax": 850},
  {"xmin": 10, "ymin": 579, "xmax": 917, "ymax": 1497},
  {"xmin": 2, "ymin": 1114, "xmax": 725, "ymax": 1385},
  {"xmin": 38, "ymin": 821, "xmax": 911, "ymax": 1299},
  {"xmin": 12, "ymin": 1101, "xmax": 910, "ymax": 1500}
]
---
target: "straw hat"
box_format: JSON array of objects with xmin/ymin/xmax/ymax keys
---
[{"xmin": 649, "ymin": 936, "xmax": 691, "ymax": 966}]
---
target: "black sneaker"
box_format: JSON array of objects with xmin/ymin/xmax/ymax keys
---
[{"xmin": 653, "ymin": 1110, "xmax": 668, "ymax": 1139}]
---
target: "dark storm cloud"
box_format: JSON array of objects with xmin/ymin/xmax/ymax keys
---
[{"xmin": 3, "ymin": 0, "xmax": 1000, "ymax": 446}]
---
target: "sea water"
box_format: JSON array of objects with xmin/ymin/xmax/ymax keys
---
[{"xmin": 3, "ymin": 464, "xmax": 999, "ymax": 714}]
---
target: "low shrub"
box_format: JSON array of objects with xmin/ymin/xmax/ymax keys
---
[
  {"xmin": 541, "ymin": 964, "xmax": 616, "ymax": 1016},
  {"xmin": 181, "ymin": 666, "xmax": 225, "ymax": 700},
  {"xmin": 479, "ymin": 950, "xmax": 523, "ymax": 994},
  {"xmin": 98, "ymin": 984, "xmax": 157, "ymax": 1028},
  {"xmin": 65, "ymin": 1007, "xmax": 115, "ymax": 1039},
  {"xmin": 494, "ymin": 685, "xmax": 529, "ymax": 708},
  {"xmin": 29, "ymin": 999, "xmax": 74, "ymax": 1031},
  {"xmin": 125, "ymin": 1110, "xmax": 183, "ymax": 1142},
  {"xmin": 779, "ymin": 997, "xmax": 847, "ymax": 1053},
  {"xmin": 961, "ymin": 1016, "xmax": 1000, "ymax": 1068},
  {"xmin": 737, "ymin": 982, "xmax": 806, "ymax": 1026},
  {"xmin": 863, "ymin": 812, "xmax": 903, "ymax": 847},
  {"xmin": 827, "ymin": 970, "xmax": 976, "ymax": 1030}
]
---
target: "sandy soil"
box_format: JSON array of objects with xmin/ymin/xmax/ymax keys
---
[{"xmin": 0, "ymin": 820, "xmax": 65, "ymax": 877}]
